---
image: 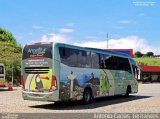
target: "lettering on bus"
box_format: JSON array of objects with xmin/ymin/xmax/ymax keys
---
[
  {"xmin": 23, "ymin": 44, "xmax": 52, "ymax": 59},
  {"xmin": 28, "ymin": 47, "xmax": 47, "ymax": 57}
]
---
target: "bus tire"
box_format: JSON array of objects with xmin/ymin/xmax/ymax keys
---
[
  {"xmin": 125, "ymin": 86, "xmax": 131, "ymax": 97},
  {"xmin": 82, "ymin": 88, "xmax": 92, "ymax": 104}
]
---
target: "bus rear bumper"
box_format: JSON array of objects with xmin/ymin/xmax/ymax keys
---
[{"xmin": 22, "ymin": 91, "xmax": 59, "ymax": 102}]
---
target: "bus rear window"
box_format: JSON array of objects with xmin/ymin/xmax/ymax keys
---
[
  {"xmin": 0, "ymin": 66, "xmax": 4, "ymax": 74},
  {"xmin": 23, "ymin": 44, "xmax": 52, "ymax": 60}
]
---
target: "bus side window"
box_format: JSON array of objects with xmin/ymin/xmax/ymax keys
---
[
  {"xmin": 91, "ymin": 52, "xmax": 100, "ymax": 69},
  {"xmin": 59, "ymin": 47, "xmax": 65, "ymax": 58},
  {"xmin": 59, "ymin": 47, "xmax": 77, "ymax": 67},
  {"xmin": 117, "ymin": 57, "xmax": 132, "ymax": 74},
  {"xmin": 77, "ymin": 50, "xmax": 92, "ymax": 68},
  {"xmin": 59, "ymin": 47, "xmax": 66, "ymax": 65},
  {"xmin": 77, "ymin": 50, "xmax": 87, "ymax": 68},
  {"xmin": 132, "ymin": 65, "xmax": 135, "ymax": 76},
  {"xmin": 67, "ymin": 48, "xmax": 77, "ymax": 67},
  {"xmin": 62, "ymin": 48, "xmax": 65, "ymax": 56},
  {"xmin": 105, "ymin": 55, "xmax": 117, "ymax": 70},
  {"xmin": 99, "ymin": 54, "xmax": 104, "ymax": 69},
  {"xmin": 132, "ymin": 65, "xmax": 138, "ymax": 79},
  {"xmin": 86, "ymin": 51, "xmax": 92, "ymax": 68},
  {"xmin": 0, "ymin": 66, "xmax": 3, "ymax": 74}
]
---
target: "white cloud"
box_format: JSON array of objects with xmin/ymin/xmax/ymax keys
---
[
  {"xmin": 119, "ymin": 20, "xmax": 131, "ymax": 24},
  {"xmin": 41, "ymin": 33, "xmax": 70, "ymax": 43},
  {"xmin": 32, "ymin": 25, "xmax": 43, "ymax": 29},
  {"xmin": 59, "ymin": 28, "xmax": 74, "ymax": 33},
  {"xmin": 74, "ymin": 36, "xmax": 160, "ymax": 55}
]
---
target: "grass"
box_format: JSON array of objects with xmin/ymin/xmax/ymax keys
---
[{"xmin": 134, "ymin": 57, "xmax": 160, "ymax": 66}]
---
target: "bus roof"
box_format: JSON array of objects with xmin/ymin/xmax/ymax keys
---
[
  {"xmin": 25, "ymin": 42, "xmax": 53, "ymax": 46},
  {"xmin": 54, "ymin": 42, "xmax": 131, "ymax": 58},
  {"xmin": 24, "ymin": 42, "xmax": 131, "ymax": 58},
  {"xmin": 86, "ymin": 47, "xmax": 131, "ymax": 58}
]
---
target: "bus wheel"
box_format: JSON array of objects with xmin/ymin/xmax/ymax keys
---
[
  {"xmin": 125, "ymin": 86, "xmax": 131, "ymax": 97},
  {"xmin": 82, "ymin": 88, "xmax": 92, "ymax": 104}
]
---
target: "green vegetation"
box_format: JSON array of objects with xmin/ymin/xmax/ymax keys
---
[
  {"xmin": 134, "ymin": 51, "xmax": 160, "ymax": 66},
  {"xmin": 0, "ymin": 27, "xmax": 17, "ymax": 44},
  {"xmin": 134, "ymin": 58, "xmax": 160, "ymax": 66},
  {"xmin": 134, "ymin": 51, "xmax": 154, "ymax": 58},
  {"xmin": 0, "ymin": 27, "xmax": 21, "ymax": 86}
]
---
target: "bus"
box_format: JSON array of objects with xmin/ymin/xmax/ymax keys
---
[
  {"xmin": 21, "ymin": 42, "xmax": 138, "ymax": 103},
  {"xmin": 0, "ymin": 63, "xmax": 5, "ymax": 87}
]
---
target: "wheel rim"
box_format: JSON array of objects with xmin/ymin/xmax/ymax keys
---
[{"xmin": 84, "ymin": 91, "xmax": 90, "ymax": 102}]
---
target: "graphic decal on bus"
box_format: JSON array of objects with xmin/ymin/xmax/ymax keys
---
[
  {"xmin": 59, "ymin": 63, "xmax": 116, "ymax": 101},
  {"xmin": 22, "ymin": 44, "xmax": 53, "ymax": 92},
  {"xmin": 104, "ymin": 70, "xmax": 115, "ymax": 96},
  {"xmin": 25, "ymin": 69, "xmax": 52, "ymax": 92},
  {"xmin": 21, "ymin": 43, "xmax": 138, "ymax": 103},
  {"xmin": 100, "ymin": 69, "xmax": 109, "ymax": 95},
  {"xmin": 67, "ymin": 71, "xmax": 76, "ymax": 98}
]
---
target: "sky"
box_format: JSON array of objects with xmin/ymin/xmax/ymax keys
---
[{"xmin": 0, "ymin": 0, "xmax": 160, "ymax": 54}]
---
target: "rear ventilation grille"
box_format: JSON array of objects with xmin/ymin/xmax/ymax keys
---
[{"xmin": 24, "ymin": 67, "xmax": 49, "ymax": 74}]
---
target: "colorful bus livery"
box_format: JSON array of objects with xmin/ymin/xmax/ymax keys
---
[
  {"xmin": 21, "ymin": 42, "xmax": 138, "ymax": 103},
  {"xmin": 21, "ymin": 43, "xmax": 58, "ymax": 101},
  {"xmin": 0, "ymin": 63, "xmax": 5, "ymax": 87}
]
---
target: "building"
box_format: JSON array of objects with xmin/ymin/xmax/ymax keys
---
[
  {"xmin": 139, "ymin": 65, "xmax": 160, "ymax": 82},
  {"xmin": 154, "ymin": 55, "xmax": 160, "ymax": 58}
]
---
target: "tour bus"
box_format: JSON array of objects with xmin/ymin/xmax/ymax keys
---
[
  {"xmin": 21, "ymin": 42, "xmax": 138, "ymax": 103},
  {"xmin": 0, "ymin": 63, "xmax": 5, "ymax": 87}
]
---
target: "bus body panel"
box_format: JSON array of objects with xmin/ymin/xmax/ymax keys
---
[
  {"xmin": 59, "ymin": 63, "xmax": 101, "ymax": 101},
  {"xmin": 0, "ymin": 63, "xmax": 5, "ymax": 87},
  {"xmin": 59, "ymin": 63, "xmax": 138, "ymax": 101},
  {"xmin": 22, "ymin": 43, "xmax": 59, "ymax": 102},
  {"xmin": 21, "ymin": 42, "xmax": 138, "ymax": 102}
]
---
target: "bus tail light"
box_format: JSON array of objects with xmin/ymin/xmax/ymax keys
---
[
  {"xmin": 49, "ymin": 75, "xmax": 57, "ymax": 92},
  {"xmin": 21, "ymin": 75, "xmax": 25, "ymax": 91}
]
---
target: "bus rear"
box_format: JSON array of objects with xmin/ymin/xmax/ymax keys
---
[
  {"xmin": 21, "ymin": 42, "xmax": 59, "ymax": 102},
  {"xmin": 0, "ymin": 63, "xmax": 5, "ymax": 87}
]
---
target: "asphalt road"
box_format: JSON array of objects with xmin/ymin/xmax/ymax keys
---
[{"xmin": 0, "ymin": 83, "xmax": 160, "ymax": 119}]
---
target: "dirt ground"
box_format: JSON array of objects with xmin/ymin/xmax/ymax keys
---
[{"xmin": 0, "ymin": 83, "xmax": 160, "ymax": 118}]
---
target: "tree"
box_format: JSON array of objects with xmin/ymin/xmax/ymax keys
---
[
  {"xmin": 134, "ymin": 51, "xmax": 143, "ymax": 58},
  {"xmin": 0, "ymin": 27, "xmax": 22, "ymax": 86},
  {"xmin": 145, "ymin": 52, "xmax": 154, "ymax": 57},
  {"xmin": 0, "ymin": 27, "xmax": 17, "ymax": 44}
]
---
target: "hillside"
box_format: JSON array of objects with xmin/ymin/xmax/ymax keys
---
[{"xmin": 134, "ymin": 58, "xmax": 160, "ymax": 66}]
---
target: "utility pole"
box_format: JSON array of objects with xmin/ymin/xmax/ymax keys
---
[{"xmin": 106, "ymin": 33, "xmax": 109, "ymax": 49}]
